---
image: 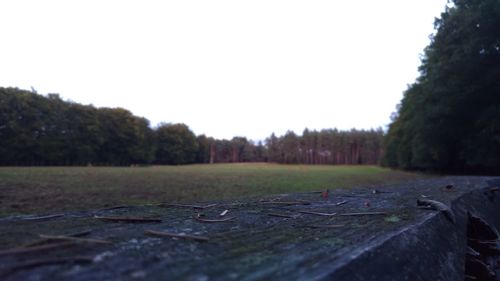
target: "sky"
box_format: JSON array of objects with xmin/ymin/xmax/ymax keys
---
[{"xmin": 0, "ymin": 0, "xmax": 448, "ymax": 141}]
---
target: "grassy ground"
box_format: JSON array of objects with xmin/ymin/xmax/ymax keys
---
[{"xmin": 0, "ymin": 164, "xmax": 430, "ymax": 215}]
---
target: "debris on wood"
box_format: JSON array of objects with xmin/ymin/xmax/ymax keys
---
[
  {"xmin": 65, "ymin": 230, "xmax": 93, "ymax": 237},
  {"xmin": 21, "ymin": 214, "xmax": 64, "ymax": 221},
  {"xmin": 442, "ymin": 184, "xmax": 455, "ymax": 192},
  {"xmin": 260, "ymin": 201, "xmax": 311, "ymax": 206},
  {"xmin": 0, "ymin": 256, "xmax": 93, "ymax": 278},
  {"xmin": 364, "ymin": 201, "xmax": 371, "ymax": 208},
  {"xmin": 302, "ymin": 224, "xmax": 344, "ymax": 229},
  {"xmin": 322, "ymin": 189, "xmax": 329, "ymax": 198},
  {"xmin": 96, "ymin": 205, "xmax": 131, "ymax": 212},
  {"xmin": 467, "ymin": 238, "xmax": 500, "ymax": 244},
  {"xmin": 0, "ymin": 241, "xmax": 77, "ymax": 256},
  {"xmin": 267, "ymin": 213, "xmax": 296, "ymax": 219},
  {"xmin": 193, "ymin": 215, "xmax": 235, "ymax": 223},
  {"xmin": 94, "ymin": 216, "xmax": 162, "ymax": 223},
  {"xmin": 298, "ymin": 211, "xmax": 336, "ymax": 217},
  {"xmin": 372, "ymin": 189, "xmax": 392, "ymax": 194},
  {"xmin": 159, "ymin": 203, "xmax": 217, "ymax": 209},
  {"xmin": 38, "ymin": 234, "xmax": 111, "ymax": 245},
  {"xmin": 334, "ymin": 200, "xmax": 348, "ymax": 206},
  {"xmin": 340, "ymin": 212, "xmax": 387, "ymax": 216},
  {"xmin": 20, "ymin": 230, "xmax": 92, "ymax": 248},
  {"xmin": 416, "ymin": 199, "xmax": 456, "ymax": 224},
  {"xmin": 145, "ymin": 230, "xmax": 209, "ymax": 242},
  {"xmin": 220, "ymin": 210, "xmax": 229, "ymax": 217}
]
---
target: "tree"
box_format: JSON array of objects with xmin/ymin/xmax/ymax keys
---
[
  {"xmin": 383, "ymin": 0, "xmax": 500, "ymax": 174},
  {"xmin": 155, "ymin": 123, "xmax": 198, "ymax": 165}
]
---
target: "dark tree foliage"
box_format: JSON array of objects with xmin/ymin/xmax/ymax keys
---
[
  {"xmin": 155, "ymin": 123, "xmax": 198, "ymax": 165},
  {"xmin": 1, "ymin": 88, "xmax": 384, "ymax": 166},
  {"xmin": 383, "ymin": 0, "xmax": 500, "ymax": 174},
  {"xmin": 0, "ymin": 87, "xmax": 155, "ymax": 166}
]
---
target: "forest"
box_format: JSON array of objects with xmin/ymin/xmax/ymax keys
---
[
  {"xmin": 0, "ymin": 87, "xmax": 383, "ymax": 166},
  {"xmin": 382, "ymin": 0, "xmax": 500, "ymax": 174}
]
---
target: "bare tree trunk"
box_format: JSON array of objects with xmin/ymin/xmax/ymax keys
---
[{"xmin": 209, "ymin": 143, "xmax": 215, "ymax": 164}]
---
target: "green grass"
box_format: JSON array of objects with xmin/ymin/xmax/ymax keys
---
[{"xmin": 0, "ymin": 163, "xmax": 430, "ymax": 215}]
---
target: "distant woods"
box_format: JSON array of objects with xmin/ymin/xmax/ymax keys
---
[
  {"xmin": 0, "ymin": 87, "xmax": 383, "ymax": 166},
  {"xmin": 0, "ymin": 88, "xmax": 155, "ymax": 166}
]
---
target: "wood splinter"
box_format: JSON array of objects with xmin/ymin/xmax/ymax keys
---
[
  {"xmin": 20, "ymin": 230, "xmax": 92, "ymax": 248},
  {"xmin": 22, "ymin": 214, "xmax": 64, "ymax": 221},
  {"xmin": 38, "ymin": 234, "xmax": 111, "ymax": 245},
  {"xmin": 0, "ymin": 241, "xmax": 77, "ymax": 256},
  {"xmin": 0, "ymin": 256, "xmax": 93, "ymax": 278},
  {"xmin": 96, "ymin": 205, "xmax": 131, "ymax": 212},
  {"xmin": 193, "ymin": 215, "xmax": 235, "ymax": 223},
  {"xmin": 340, "ymin": 211, "xmax": 387, "ymax": 216},
  {"xmin": 145, "ymin": 230, "xmax": 209, "ymax": 242},
  {"xmin": 298, "ymin": 211, "xmax": 337, "ymax": 217},
  {"xmin": 334, "ymin": 200, "xmax": 348, "ymax": 206},
  {"xmin": 94, "ymin": 216, "xmax": 161, "ymax": 223},
  {"xmin": 303, "ymin": 224, "xmax": 344, "ymax": 229},
  {"xmin": 159, "ymin": 203, "xmax": 217, "ymax": 209},
  {"xmin": 261, "ymin": 201, "xmax": 311, "ymax": 206},
  {"xmin": 267, "ymin": 213, "xmax": 296, "ymax": 219}
]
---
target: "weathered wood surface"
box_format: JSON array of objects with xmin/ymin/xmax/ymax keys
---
[{"xmin": 0, "ymin": 176, "xmax": 498, "ymax": 281}]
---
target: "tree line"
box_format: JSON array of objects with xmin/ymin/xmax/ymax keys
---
[
  {"xmin": 0, "ymin": 87, "xmax": 384, "ymax": 166},
  {"xmin": 382, "ymin": 0, "xmax": 500, "ymax": 174}
]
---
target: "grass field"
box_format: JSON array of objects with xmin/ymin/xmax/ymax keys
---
[{"xmin": 0, "ymin": 164, "xmax": 430, "ymax": 215}]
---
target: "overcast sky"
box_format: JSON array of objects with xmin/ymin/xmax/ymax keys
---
[{"xmin": 0, "ymin": 0, "xmax": 448, "ymax": 140}]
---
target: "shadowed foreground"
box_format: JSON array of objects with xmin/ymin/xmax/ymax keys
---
[{"xmin": 0, "ymin": 177, "xmax": 498, "ymax": 280}]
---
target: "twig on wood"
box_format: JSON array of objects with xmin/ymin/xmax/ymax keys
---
[
  {"xmin": 0, "ymin": 241, "xmax": 76, "ymax": 256},
  {"xmin": 193, "ymin": 215, "xmax": 235, "ymax": 223},
  {"xmin": 22, "ymin": 214, "xmax": 64, "ymax": 221},
  {"xmin": 94, "ymin": 216, "xmax": 161, "ymax": 223},
  {"xmin": 298, "ymin": 211, "xmax": 337, "ymax": 217},
  {"xmin": 302, "ymin": 224, "xmax": 344, "ymax": 229},
  {"xmin": 220, "ymin": 210, "xmax": 229, "ymax": 216},
  {"xmin": 145, "ymin": 230, "xmax": 209, "ymax": 242},
  {"xmin": 0, "ymin": 256, "xmax": 93, "ymax": 278},
  {"xmin": 159, "ymin": 203, "xmax": 217, "ymax": 209},
  {"xmin": 20, "ymin": 230, "xmax": 92, "ymax": 248},
  {"xmin": 261, "ymin": 201, "xmax": 311, "ymax": 206},
  {"xmin": 340, "ymin": 212, "xmax": 387, "ymax": 216},
  {"xmin": 65, "ymin": 230, "xmax": 93, "ymax": 237},
  {"xmin": 336, "ymin": 194, "xmax": 371, "ymax": 198},
  {"xmin": 267, "ymin": 213, "xmax": 296, "ymax": 218},
  {"xmin": 334, "ymin": 200, "xmax": 348, "ymax": 206},
  {"xmin": 96, "ymin": 205, "xmax": 131, "ymax": 212},
  {"xmin": 38, "ymin": 234, "xmax": 111, "ymax": 245},
  {"xmin": 467, "ymin": 238, "xmax": 500, "ymax": 244},
  {"xmin": 372, "ymin": 189, "xmax": 393, "ymax": 194}
]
